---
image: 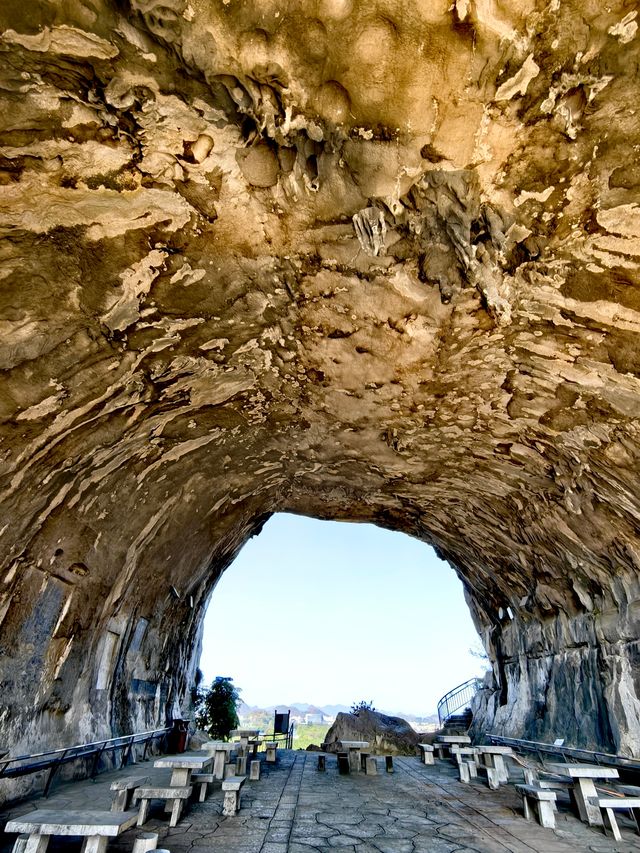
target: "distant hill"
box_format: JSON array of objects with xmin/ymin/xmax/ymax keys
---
[
  {"xmin": 237, "ymin": 700, "xmax": 437, "ymax": 722},
  {"xmin": 319, "ymin": 704, "xmax": 351, "ymax": 716}
]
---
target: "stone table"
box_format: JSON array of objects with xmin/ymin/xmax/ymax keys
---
[
  {"xmin": 475, "ymin": 745, "xmax": 514, "ymax": 783},
  {"xmin": 153, "ymin": 754, "xmax": 212, "ymax": 788},
  {"xmin": 5, "ymin": 809, "xmax": 138, "ymax": 853},
  {"xmin": 229, "ymin": 729, "xmax": 260, "ymax": 747},
  {"xmin": 337, "ymin": 740, "xmax": 370, "ymax": 773},
  {"xmin": 202, "ymin": 742, "xmax": 238, "ymax": 779},
  {"xmin": 547, "ymin": 763, "xmax": 619, "ymax": 826}
]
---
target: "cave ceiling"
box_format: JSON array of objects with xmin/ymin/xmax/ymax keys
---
[{"xmin": 1, "ymin": 0, "xmax": 640, "ymax": 752}]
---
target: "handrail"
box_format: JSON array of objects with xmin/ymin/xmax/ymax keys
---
[
  {"xmin": 263, "ymin": 724, "xmax": 294, "ymax": 750},
  {"xmin": 2, "ymin": 728, "xmax": 169, "ymax": 765},
  {"xmin": 487, "ymin": 734, "xmax": 640, "ymax": 772},
  {"xmin": 437, "ymin": 677, "xmax": 483, "ymax": 726},
  {"xmin": 0, "ymin": 727, "xmax": 171, "ymax": 798}
]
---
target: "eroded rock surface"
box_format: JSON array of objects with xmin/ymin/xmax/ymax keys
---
[
  {"xmin": 323, "ymin": 710, "xmax": 420, "ymax": 755},
  {"xmin": 1, "ymin": 0, "xmax": 640, "ymax": 766}
]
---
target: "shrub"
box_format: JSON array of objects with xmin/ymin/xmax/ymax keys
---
[{"xmin": 351, "ymin": 699, "xmax": 376, "ymax": 715}]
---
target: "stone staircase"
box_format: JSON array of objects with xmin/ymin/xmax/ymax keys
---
[{"xmin": 442, "ymin": 708, "xmax": 473, "ymax": 735}]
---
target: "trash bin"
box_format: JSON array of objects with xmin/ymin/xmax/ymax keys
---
[{"xmin": 168, "ymin": 718, "xmax": 190, "ymax": 753}]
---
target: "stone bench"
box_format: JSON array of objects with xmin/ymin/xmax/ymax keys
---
[
  {"xmin": 250, "ymin": 759, "xmax": 261, "ymax": 780},
  {"xmin": 317, "ymin": 754, "xmax": 326, "ymax": 772},
  {"xmin": 516, "ymin": 784, "xmax": 558, "ymax": 829},
  {"xmin": 595, "ymin": 796, "xmax": 640, "ymax": 841},
  {"xmin": 247, "ymin": 739, "xmax": 262, "ymax": 758},
  {"xmin": 458, "ymin": 760, "xmax": 477, "ymax": 783},
  {"xmin": 337, "ymin": 752, "xmax": 350, "ymax": 775},
  {"xmin": 134, "ymin": 785, "xmax": 192, "ymax": 827},
  {"xmin": 131, "ymin": 833, "xmax": 158, "ymax": 853},
  {"xmin": 476, "ymin": 764, "xmax": 500, "ymax": 790},
  {"xmin": 110, "ymin": 776, "xmax": 150, "ymax": 812},
  {"xmin": 191, "ymin": 772, "xmax": 215, "ymax": 802},
  {"xmin": 221, "ymin": 775, "xmax": 246, "ymax": 816},
  {"xmin": 450, "ymin": 746, "xmax": 476, "ymax": 764},
  {"xmin": 417, "ymin": 744, "xmax": 434, "ymax": 766},
  {"xmin": 6, "ymin": 808, "xmax": 139, "ymax": 853},
  {"xmin": 265, "ymin": 742, "xmax": 278, "ymax": 764},
  {"xmin": 433, "ymin": 743, "xmax": 450, "ymax": 760}
]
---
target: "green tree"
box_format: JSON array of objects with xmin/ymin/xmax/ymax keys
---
[{"xmin": 195, "ymin": 676, "xmax": 240, "ymax": 740}]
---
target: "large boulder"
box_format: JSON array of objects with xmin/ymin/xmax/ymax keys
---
[{"xmin": 323, "ymin": 710, "xmax": 420, "ymax": 755}]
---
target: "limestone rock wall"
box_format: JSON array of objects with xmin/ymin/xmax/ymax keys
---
[{"xmin": 1, "ymin": 0, "xmax": 640, "ymax": 770}]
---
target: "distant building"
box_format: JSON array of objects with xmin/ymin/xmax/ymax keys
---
[{"xmin": 304, "ymin": 712, "xmax": 325, "ymax": 724}]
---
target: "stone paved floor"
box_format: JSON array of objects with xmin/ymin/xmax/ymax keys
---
[{"xmin": 3, "ymin": 751, "xmax": 640, "ymax": 853}]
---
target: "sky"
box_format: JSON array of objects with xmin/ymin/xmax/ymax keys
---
[{"xmin": 199, "ymin": 513, "xmax": 487, "ymax": 716}]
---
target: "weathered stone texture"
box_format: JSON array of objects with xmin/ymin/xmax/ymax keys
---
[
  {"xmin": 323, "ymin": 710, "xmax": 421, "ymax": 755},
  {"xmin": 0, "ymin": 0, "xmax": 640, "ymax": 763}
]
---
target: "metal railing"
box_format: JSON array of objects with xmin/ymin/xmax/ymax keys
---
[
  {"xmin": 264, "ymin": 724, "xmax": 294, "ymax": 750},
  {"xmin": 487, "ymin": 734, "xmax": 640, "ymax": 773},
  {"xmin": 0, "ymin": 727, "xmax": 171, "ymax": 798},
  {"xmin": 437, "ymin": 677, "xmax": 483, "ymax": 726}
]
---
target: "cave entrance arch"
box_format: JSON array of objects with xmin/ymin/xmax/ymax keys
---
[
  {"xmin": 198, "ymin": 513, "xmax": 485, "ymax": 723},
  {"xmin": 1, "ymin": 0, "xmax": 640, "ymax": 781}
]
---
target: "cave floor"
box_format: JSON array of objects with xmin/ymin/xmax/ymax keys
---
[{"xmin": 3, "ymin": 750, "xmax": 640, "ymax": 853}]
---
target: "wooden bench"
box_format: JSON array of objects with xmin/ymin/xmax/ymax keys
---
[
  {"xmin": 417, "ymin": 744, "xmax": 434, "ymax": 766},
  {"xmin": 6, "ymin": 809, "xmax": 139, "ymax": 853},
  {"xmin": 595, "ymin": 796, "xmax": 640, "ymax": 841},
  {"xmin": 134, "ymin": 785, "xmax": 192, "ymax": 827},
  {"xmin": 191, "ymin": 772, "xmax": 215, "ymax": 802},
  {"xmin": 110, "ymin": 776, "xmax": 150, "ymax": 812},
  {"xmin": 221, "ymin": 775, "xmax": 246, "ymax": 816},
  {"xmin": 516, "ymin": 784, "xmax": 558, "ymax": 829}
]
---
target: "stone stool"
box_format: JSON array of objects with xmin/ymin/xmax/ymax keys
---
[{"xmin": 221, "ymin": 776, "xmax": 246, "ymax": 817}]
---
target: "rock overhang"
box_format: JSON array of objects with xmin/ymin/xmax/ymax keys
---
[{"xmin": 0, "ymin": 0, "xmax": 640, "ymax": 764}]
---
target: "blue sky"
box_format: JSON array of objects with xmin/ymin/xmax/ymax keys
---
[{"xmin": 199, "ymin": 513, "xmax": 487, "ymax": 716}]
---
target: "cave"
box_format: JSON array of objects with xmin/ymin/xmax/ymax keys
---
[{"xmin": 1, "ymin": 0, "xmax": 640, "ymax": 770}]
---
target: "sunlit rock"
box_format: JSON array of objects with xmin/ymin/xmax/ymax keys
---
[{"xmin": 324, "ymin": 710, "xmax": 420, "ymax": 756}]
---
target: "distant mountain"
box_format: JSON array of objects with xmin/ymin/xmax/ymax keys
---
[
  {"xmin": 319, "ymin": 704, "xmax": 351, "ymax": 716},
  {"xmin": 237, "ymin": 700, "xmax": 437, "ymax": 721}
]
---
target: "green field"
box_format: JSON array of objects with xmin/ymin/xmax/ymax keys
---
[{"xmin": 292, "ymin": 723, "xmax": 330, "ymax": 750}]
